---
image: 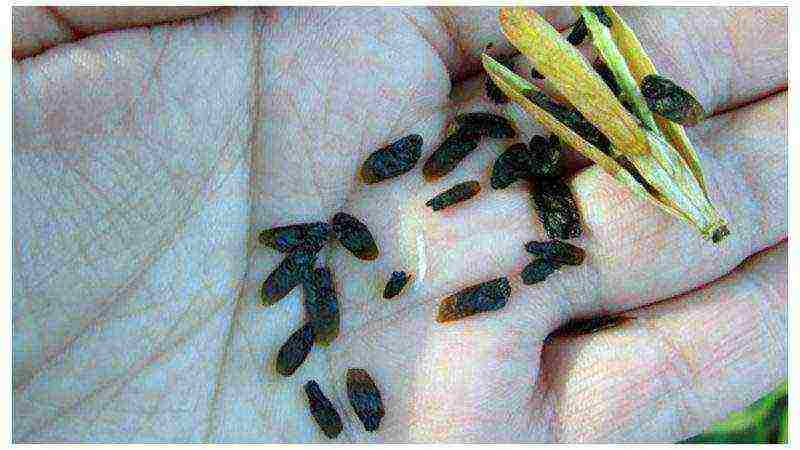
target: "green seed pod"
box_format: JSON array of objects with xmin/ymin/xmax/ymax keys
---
[
  {"xmin": 485, "ymin": 55, "xmax": 515, "ymax": 104},
  {"xmin": 304, "ymin": 380, "xmax": 343, "ymax": 439},
  {"xmin": 275, "ymin": 322, "xmax": 315, "ymax": 377},
  {"xmin": 302, "ymin": 267, "xmax": 340, "ymax": 346},
  {"xmin": 360, "ymin": 134, "xmax": 423, "ymax": 184},
  {"xmin": 346, "ymin": 368, "xmax": 385, "ymax": 432},
  {"xmin": 422, "ymin": 129, "xmax": 481, "ymax": 182},
  {"xmin": 258, "ymin": 222, "xmax": 332, "ymax": 253},
  {"xmin": 594, "ymin": 59, "xmax": 621, "ymax": 97},
  {"xmin": 425, "ymin": 180, "xmax": 481, "ymax": 211},
  {"xmin": 261, "ymin": 242, "xmax": 321, "ymax": 307},
  {"xmin": 588, "ymin": 6, "xmax": 612, "ymax": 27},
  {"xmin": 436, "ymin": 277, "xmax": 511, "ymax": 323},
  {"xmin": 521, "ymin": 258, "xmax": 562, "ymax": 285},
  {"xmin": 383, "ymin": 270, "xmax": 411, "ymax": 300},
  {"xmin": 640, "ymin": 74, "xmax": 705, "ymax": 126},
  {"xmin": 454, "ymin": 112, "xmax": 517, "ymax": 139},
  {"xmin": 332, "ymin": 212, "xmax": 379, "ymax": 261},
  {"xmin": 567, "ymin": 17, "xmax": 588, "ymax": 46},
  {"xmin": 525, "ymin": 240, "xmax": 585, "ymax": 266},
  {"xmin": 530, "ymin": 179, "xmax": 582, "ymax": 240}
]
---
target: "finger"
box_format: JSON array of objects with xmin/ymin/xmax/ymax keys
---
[{"xmin": 541, "ymin": 241, "xmax": 787, "ymax": 443}]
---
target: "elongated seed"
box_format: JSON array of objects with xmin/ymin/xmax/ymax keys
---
[
  {"xmin": 259, "ymin": 222, "xmax": 332, "ymax": 253},
  {"xmin": 485, "ymin": 55, "xmax": 515, "ymax": 104},
  {"xmin": 261, "ymin": 242, "xmax": 322, "ymax": 307},
  {"xmin": 530, "ymin": 179, "xmax": 582, "ymax": 240},
  {"xmin": 547, "ymin": 314, "xmax": 633, "ymax": 341},
  {"xmin": 525, "ymin": 240, "xmax": 585, "ymax": 265},
  {"xmin": 640, "ymin": 74, "xmax": 705, "ymax": 125},
  {"xmin": 588, "ymin": 6, "xmax": 612, "ymax": 27},
  {"xmin": 436, "ymin": 277, "xmax": 511, "ymax": 323},
  {"xmin": 491, "ymin": 142, "xmax": 531, "ymax": 190},
  {"xmin": 360, "ymin": 134, "xmax": 423, "ymax": 184},
  {"xmin": 422, "ymin": 129, "xmax": 480, "ymax": 182},
  {"xmin": 276, "ymin": 322, "xmax": 315, "ymax": 377},
  {"xmin": 332, "ymin": 212, "xmax": 379, "ymax": 261},
  {"xmin": 346, "ymin": 368, "xmax": 385, "ymax": 432},
  {"xmin": 304, "ymin": 380, "xmax": 343, "ymax": 439},
  {"xmin": 566, "ymin": 17, "xmax": 588, "ymax": 46},
  {"xmin": 521, "ymin": 258, "xmax": 562, "ymax": 285},
  {"xmin": 426, "ymin": 180, "xmax": 481, "ymax": 211},
  {"xmin": 383, "ymin": 270, "xmax": 411, "ymax": 299},
  {"xmin": 524, "ymin": 89, "xmax": 611, "ymax": 153},
  {"xmin": 529, "ymin": 134, "xmax": 563, "ymax": 179},
  {"xmin": 454, "ymin": 112, "xmax": 517, "ymax": 139},
  {"xmin": 303, "ymin": 267, "xmax": 340, "ymax": 346}
]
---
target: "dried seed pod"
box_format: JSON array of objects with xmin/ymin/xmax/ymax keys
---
[
  {"xmin": 332, "ymin": 212, "xmax": 379, "ymax": 261},
  {"xmin": 530, "ymin": 66, "xmax": 544, "ymax": 79},
  {"xmin": 275, "ymin": 322, "xmax": 315, "ymax": 377},
  {"xmin": 259, "ymin": 222, "xmax": 332, "ymax": 253},
  {"xmin": 304, "ymin": 380, "xmax": 343, "ymax": 439},
  {"xmin": 346, "ymin": 368, "xmax": 385, "ymax": 432},
  {"xmin": 547, "ymin": 314, "xmax": 633, "ymax": 341},
  {"xmin": 261, "ymin": 242, "xmax": 321, "ymax": 307},
  {"xmin": 588, "ymin": 6, "xmax": 612, "ymax": 27},
  {"xmin": 491, "ymin": 142, "xmax": 532, "ymax": 189},
  {"xmin": 360, "ymin": 134, "xmax": 423, "ymax": 184},
  {"xmin": 529, "ymin": 134, "xmax": 563, "ymax": 179},
  {"xmin": 594, "ymin": 59, "xmax": 621, "ymax": 97},
  {"xmin": 303, "ymin": 267, "xmax": 340, "ymax": 346},
  {"xmin": 524, "ymin": 89, "xmax": 611, "ymax": 153},
  {"xmin": 422, "ymin": 129, "xmax": 481, "ymax": 182},
  {"xmin": 425, "ymin": 180, "xmax": 481, "ymax": 211},
  {"xmin": 566, "ymin": 17, "xmax": 588, "ymax": 46},
  {"xmin": 436, "ymin": 277, "xmax": 511, "ymax": 323},
  {"xmin": 383, "ymin": 270, "xmax": 411, "ymax": 300},
  {"xmin": 521, "ymin": 258, "xmax": 561, "ymax": 285},
  {"xmin": 525, "ymin": 240, "xmax": 585, "ymax": 266},
  {"xmin": 530, "ymin": 179, "xmax": 582, "ymax": 240},
  {"xmin": 485, "ymin": 55, "xmax": 515, "ymax": 104},
  {"xmin": 640, "ymin": 74, "xmax": 705, "ymax": 126},
  {"xmin": 454, "ymin": 112, "xmax": 517, "ymax": 139}
]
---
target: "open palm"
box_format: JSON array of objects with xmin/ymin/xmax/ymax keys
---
[{"xmin": 12, "ymin": 6, "xmax": 787, "ymax": 442}]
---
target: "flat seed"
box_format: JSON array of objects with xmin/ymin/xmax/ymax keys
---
[
  {"xmin": 640, "ymin": 74, "xmax": 705, "ymax": 125},
  {"xmin": 346, "ymin": 368, "xmax": 385, "ymax": 432},
  {"xmin": 304, "ymin": 380, "xmax": 343, "ymax": 439},
  {"xmin": 547, "ymin": 314, "xmax": 633, "ymax": 341},
  {"xmin": 360, "ymin": 134, "xmax": 423, "ymax": 184},
  {"xmin": 588, "ymin": 6, "xmax": 612, "ymax": 27},
  {"xmin": 521, "ymin": 258, "xmax": 562, "ymax": 285},
  {"xmin": 259, "ymin": 222, "xmax": 332, "ymax": 253},
  {"xmin": 524, "ymin": 89, "xmax": 611, "ymax": 153},
  {"xmin": 332, "ymin": 212, "xmax": 379, "ymax": 261},
  {"xmin": 491, "ymin": 142, "xmax": 531, "ymax": 190},
  {"xmin": 525, "ymin": 240, "xmax": 585, "ymax": 265},
  {"xmin": 383, "ymin": 270, "xmax": 411, "ymax": 299},
  {"xmin": 529, "ymin": 134, "xmax": 563, "ymax": 179},
  {"xmin": 261, "ymin": 242, "xmax": 321, "ymax": 307},
  {"xmin": 485, "ymin": 55, "xmax": 515, "ymax": 104},
  {"xmin": 530, "ymin": 179, "xmax": 582, "ymax": 240},
  {"xmin": 422, "ymin": 129, "xmax": 480, "ymax": 182},
  {"xmin": 302, "ymin": 267, "xmax": 340, "ymax": 346},
  {"xmin": 566, "ymin": 17, "xmax": 588, "ymax": 46},
  {"xmin": 454, "ymin": 112, "xmax": 517, "ymax": 139},
  {"xmin": 426, "ymin": 180, "xmax": 481, "ymax": 211},
  {"xmin": 594, "ymin": 59, "xmax": 621, "ymax": 97},
  {"xmin": 436, "ymin": 277, "xmax": 511, "ymax": 323},
  {"xmin": 275, "ymin": 322, "xmax": 315, "ymax": 377}
]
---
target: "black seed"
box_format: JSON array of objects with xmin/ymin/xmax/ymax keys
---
[
  {"xmin": 588, "ymin": 6, "xmax": 612, "ymax": 27},
  {"xmin": 529, "ymin": 134, "xmax": 564, "ymax": 179},
  {"xmin": 530, "ymin": 66, "xmax": 544, "ymax": 80},
  {"xmin": 304, "ymin": 380, "xmax": 343, "ymax": 439},
  {"xmin": 547, "ymin": 314, "xmax": 633, "ymax": 341},
  {"xmin": 436, "ymin": 277, "xmax": 511, "ymax": 323},
  {"xmin": 261, "ymin": 242, "xmax": 322, "ymax": 307},
  {"xmin": 332, "ymin": 212, "xmax": 379, "ymax": 261},
  {"xmin": 426, "ymin": 180, "xmax": 481, "ymax": 211},
  {"xmin": 491, "ymin": 142, "xmax": 532, "ymax": 190},
  {"xmin": 485, "ymin": 55, "xmax": 515, "ymax": 104},
  {"xmin": 594, "ymin": 60, "xmax": 620, "ymax": 97},
  {"xmin": 259, "ymin": 222, "xmax": 332, "ymax": 253},
  {"xmin": 346, "ymin": 368, "xmax": 385, "ymax": 432},
  {"xmin": 383, "ymin": 270, "xmax": 411, "ymax": 300},
  {"xmin": 567, "ymin": 17, "xmax": 588, "ymax": 46},
  {"xmin": 530, "ymin": 179, "xmax": 582, "ymax": 240},
  {"xmin": 640, "ymin": 74, "xmax": 705, "ymax": 125},
  {"xmin": 521, "ymin": 258, "xmax": 562, "ymax": 285},
  {"xmin": 422, "ymin": 129, "xmax": 480, "ymax": 182},
  {"xmin": 524, "ymin": 89, "xmax": 611, "ymax": 153},
  {"xmin": 302, "ymin": 267, "xmax": 340, "ymax": 346},
  {"xmin": 360, "ymin": 134, "xmax": 423, "ymax": 184},
  {"xmin": 525, "ymin": 240, "xmax": 585, "ymax": 266},
  {"xmin": 711, "ymin": 225, "xmax": 730, "ymax": 244},
  {"xmin": 276, "ymin": 322, "xmax": 315, "ymax": 377},
  {"xmin": 454, "ymin": 112, "xmax": 517, "ymax": 139}
]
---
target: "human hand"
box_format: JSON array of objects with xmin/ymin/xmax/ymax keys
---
[{"xmin": 12, "ymin": 6, "xmax": 787, "ymax": 442}]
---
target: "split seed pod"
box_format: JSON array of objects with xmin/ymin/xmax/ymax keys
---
[
  {"xmin": 425, "ymin": 180, "xmax": 481, "ymax": 211},
  {"xmin": 360, "ymin": 134, "xmax": 424, "ymax": 184},
  {"xmin": 485, "ymin": 55, "xmax": 515, "ymax": 104},
  {"xmin": 304, "ymin": 380, "xmax": 343, "ymax": 439},
  {"xmin": 482, "ymin": 7, "xmax": 728, "ymax": 243},
  {"xmin": 346, "ymin": 368, "xmax": 385, "ymax": 432},
  {"xmin": 332, "ymin": 212, "xmax": 379, "ymax": 261},
  {"xmin": 275, "ymin": 322, "xmax": 315, "ymax": 377},
  {"xmin": 303, "ymin": 267, "xmax": 340, "ymax": 346},
  {"xmin": 436, "ymin": 277, "xmax": 511, "ymax": 323}
]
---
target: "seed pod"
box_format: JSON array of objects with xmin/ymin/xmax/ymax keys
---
[
  {"xmin": 524, "ymin": 89, "xmax": 611, "ymax": 153},
  {"xmin": 436, "ymin": 277, "xmax": 511, "ymax": 323},
  {"xmin": 422, "ymin": 129, "xmax": 481, "ymax": 182},
  {"xmin": 588, "ymin": 6, "xmax": 612, "ymax": 27},
  {"xmin": 640, "ymin": 74, "xmax": 705, "ymax": 126},
  {"xmin": 332, "ymin": 212, "xmax": 379, "ymax": 261},
  {"xmin": 259, "ymin": 222, "xmax": 332, "ymax": 253},
  {"xmin": 491, "ymin": 142, "xmax": 532, "ymax": 189},
  {"xmin": 566, "ymin": 17, "xmax": 588, "ymax": 46},
  {"xmin": 485, "ymin": 55, "xmax": 515, "ymax": 104},
  {"xmin": 594, "ymin": 60, "xmax": 621, "ymax": 97},
  {"xmin": 360, "ymin": 134, "xmax": 423, "ymax": 184},
  {"xmin": 383, "ymin": 270, "xmax": 411, "ymax": 300},
  {"xmin": 303, "ymin": 267, "xmax": 340, "ymax": 346},
  {"xmin": 425, "ymin": 180, "xmax": 481, "ymax": 211},
  {"xmin": 346, "ymin": 368, "xmax": 385, "ymax": 432},
  {"xmin": 529, "ymin": 134, "xmax": 563, "ymax": 179},
  {"xmin": 521, "ymin": 258, "xmax": 562, "ymax": 285},
  {"xmin": 525, "ymin": 239, "xmax": 585, "ymax": 266},
  {"xmin": 530, "ymin": 179, "xmax": 582, "ymax": 240},
  {"xmin": 275, "ymin": 322, "xmax": 315, "ymax": 377},
  {"xmin": 547, "ymin": 314, "xmax": 633, "ymax": 341},
  {"xmin": 304, "ymin": 380, "xmax": 343, "ymax": 439},
  {"xmin": 530, "ymin": 66, "xmax": 544, "ymax": 79},
  {"xmin": 454, "ymin": 112, "xmax": 517, "ymax": 139},
  {"xmin": 261, "ymin": 242, "xmax": 321, "ymax": 307}
]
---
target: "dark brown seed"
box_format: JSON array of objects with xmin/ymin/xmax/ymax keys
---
[
  {"xmin": 491, "ymin": 142, "xmax": 532, "ymax": 190},
  {"xmin": 530, "ymin": 179, "xmax": 582, "ymax": 240},
  {"xmin": 275, "ymin": 322, "xmax": 315, "ymax": 377},
  {"xmin": 346, "ymin": 368, "xmax": 385, "ymax": 432},
  {"xmin": 640, "ymin": 74, "xmax": 706, "ymax": 125},
  {"xmin": 425, "ymin": 180, "xmax": 481, "ymax": 212},
  {"xmin": 594, "ymin": 59, "xmax": 620, "ymax": 97},
  {"xmin": 566, "ymin": 17, "xmax": 588, "ymax": 46},
  {"xmin": 588, "ymin": 6, "xmax": 612, "ymax": 27},
  {"xmin": 259, "ymin": 222, "xmax": 332, "ymax": 253},
  {"xmin": 711, "ymin": 225, "xmax": 730, "ymax": 244},
  {"xmin": 530, "ymin": 67, "xmax": 544, "ymax": 80},
  {"xmin": 547, "ymin": 314, "xmax": 633, "ymax": 342},
  {"xmin": 436, "ymin": 277, "xmax": 511, "ymax": 323},
  {"xmin": 304, "ymin": 380, "xmax": 343, "ymax": 439},
  {"xmin": 261, "ymin": 242, "xmax": 321, "ymax": 307},
  {"xmin": 332, "ymin": 212, "xmax": 379, "ymax": 261},
  {"xmin": 524, "ymin": 89, "xmax": 611, "ymax": 153},
  {"xmin": 525, "ymin": 240, "xmax": 585, "ymax": 266},
  {"xmin": 454, "ymin": 112, "xmax": 517, "ymax": 139},
  {"xmin": 529, "ymin": 134, "xmax": 564, "ymax": 179},
  {"xmin": 422, "ymin": 129, "xmax": 481, "ymax": 182},
  {"xmin": 302, "ymin": 267, "xmax": 340, "ymax": 346},
  {"xmin": 360, "ymin": 134, "xmax": 423, "ymax": 184},
  {"xmin": 485, "ymin": 55, "xmax": 515, "ymax": 104},
  {"xmin": 521, "ymin": 258, "xmax": 562, "ymax": 285},
  {"xmin": 383, "ymin": 270, "xmax": 411, "ymax": 300}
]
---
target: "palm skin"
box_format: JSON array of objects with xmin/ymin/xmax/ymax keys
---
[{"xmin": 12, "ymin": 6, "xmax": 787, "ymax": 442}]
